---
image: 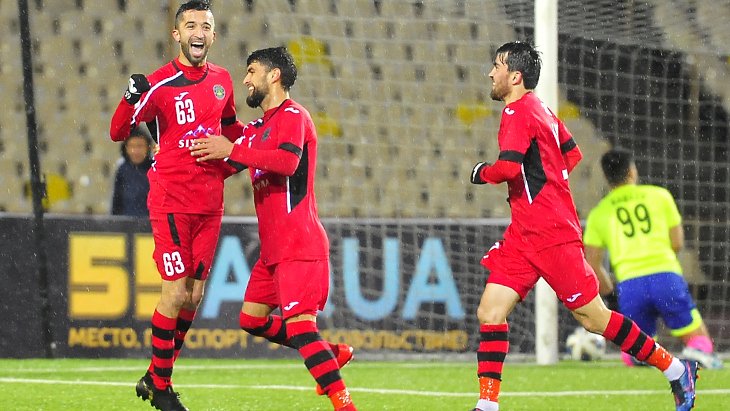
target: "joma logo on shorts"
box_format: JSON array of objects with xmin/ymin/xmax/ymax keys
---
[{"xmin": 566, "ymin": 293, "xmax": 582, "ymax": 303}]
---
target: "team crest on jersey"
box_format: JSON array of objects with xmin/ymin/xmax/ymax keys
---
[
  {"xmin": 213, "ymin": 84, "xmax": 225, "ymax": 100},
  {"xmin": 261, "ymin": 127, "xmax": 271, "ymax": 141}
]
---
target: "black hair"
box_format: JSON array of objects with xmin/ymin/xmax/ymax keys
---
[
  {"xmin": 600, "ymin": 148, "xmax": 634, "ymax": 186},
  {"xmin": 247, "ymin": 46, "xmax": 297, "ymax": 91},
  {"xmin": 121, "ymin": 126, "xmax": 152, "ymax": 160},
  {"xmin": 494, "ymin": 41, "xmax": 542, "ymax": 89},
  {"xmin": 175, "ymin": 0, "xmax": 212, "ymax": 28}
]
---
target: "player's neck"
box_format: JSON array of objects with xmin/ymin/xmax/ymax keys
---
[
  {"xmin": 176, "ymin": 54, "xmax": 207, "ymax": 68},
  {"xmin": 504, "ymin": 88, "xmax": 531, "ymax": 105},
  {"xmin": 260, "ymin": 90, "xmax": 290, "ymax": 112},
  {"xmin": 612, "ymin": 181, "xmax": 636, "ymax": 190}
]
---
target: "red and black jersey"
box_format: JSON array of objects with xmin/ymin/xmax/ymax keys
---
[
  {"xmin": 480, "ymin": 92, "xmax": 583, "ymax": 251},
  {"xmin": 110, "ymin": 58, "xmax": 244, "ymax": 215},
  {"xmin": 228, "ymin": 99, "xmax": 329, "ymax": 265}
]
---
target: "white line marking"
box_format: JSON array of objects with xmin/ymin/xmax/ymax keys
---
[
  {"xmin": 3, "ymin": 364, "xmax": 303, "ymax": 373},
  {"xmin": 0, "ymin": 377, "xmax": 728, "ymax": 398}
]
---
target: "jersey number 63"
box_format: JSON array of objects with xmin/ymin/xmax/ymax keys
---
[{"xmin": 175, "ymin": 99, "xmax": 196, "ymax": 125}]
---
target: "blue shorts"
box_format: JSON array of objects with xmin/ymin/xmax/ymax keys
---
[{"xmin": 616, "ymin": 272, "xmax": 699, "ymax": 336}]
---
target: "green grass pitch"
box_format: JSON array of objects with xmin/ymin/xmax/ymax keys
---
[{"xmin": 0, "ymin": 358, "xmax": 727, "ymax": 410}]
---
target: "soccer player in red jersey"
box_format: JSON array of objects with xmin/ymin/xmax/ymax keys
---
[
  {"xmin": 109, "ymin": 2, "xmax": 243, "ymax": 410},
  {"xmin": 468, "ymin": 42, "xmax": 698, "ymax": 411},
  {"xmin": 190, "ymin": 47, "xmax": 356, "ymax": 411}
]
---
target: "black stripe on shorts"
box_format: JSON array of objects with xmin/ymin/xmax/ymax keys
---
[{"xmin": 167, "ymin": 214, "xmax": 181, "ymax": 246}]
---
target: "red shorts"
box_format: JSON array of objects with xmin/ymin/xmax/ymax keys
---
[
  {"xmin": 244, "ymin": 259, "xmax": 330, "ymax": 320},
  {"xmin": 481, "ymin": 240, "xmax": 598, "ymax": 310},
  {"xmin": 149, "ymin": 212, "xmax": 222, "ymax": 281}
]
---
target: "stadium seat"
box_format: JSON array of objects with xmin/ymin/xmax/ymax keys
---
[
  {"xmin": 435, "ymin": 20, "xmax": 478, "ymax": 42},
  {"xmin": 0, "ymin": 0, "xmax": 18, "ymax": 16},
  {"xmin": 348, "ymin": 19, "xmax": 395, "ymax": 41},
  {"xmin": 70, "ymin": 160, "xmax": 112, "ymax": 214},
  {"xmin": 309, "ymin": 16, "xmax": 349, "ymax": 38},
  {"xmin": 326, "ymin": 37, "xmax": 367, "ymax": 63},
  {"xmin": 28, "ymin": 12, "xmax": 57, "ymax": 36},
  {"xmin": 379, "ymin": 2, "xmax": 419, "ymax": 19},
  {"xmin": 563, "ymin": 118, "xmax": 610, "ymax": 216},
  {"xmin": 336, "ymin": 0, "xmax": 378, "ymax": 18}
]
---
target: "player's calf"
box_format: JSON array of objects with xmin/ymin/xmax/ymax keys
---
[
  {"xmin": 288, "ymin": 321, "xmax": 356, "ymax": 409},
  {"xmin": 316, "ymin": 344, "xmax": 355, "ymax": 395}
]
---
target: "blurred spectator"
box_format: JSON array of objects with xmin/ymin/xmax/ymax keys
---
[{"xmin": 111, "ymin": 127, "xmax": 153, "ymax": 216}]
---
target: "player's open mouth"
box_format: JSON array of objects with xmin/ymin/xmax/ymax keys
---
[
  {"xmin": 191, "ymin": 41, "xmax": 205, "ymax": 56},
  {"xmin": 247, "ymin": 86, "xmax": 254, "ymax": 94}
]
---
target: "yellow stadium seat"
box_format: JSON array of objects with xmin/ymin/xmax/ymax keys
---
[
  {"xmin": 288, "ymin": 36, "xmax": 332, "ymax": 69},
  {"xmin": 455, "ymin": 101, "xmax": 493, "ymax": 127}
]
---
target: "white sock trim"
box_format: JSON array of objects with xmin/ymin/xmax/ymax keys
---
[
  {"xmin": 476, "ymin": 398, "xmax": 499, "ymax": 411},
  {"xmin": 663, "ymin": 357, "xmax": 685, "ymax": 381}
]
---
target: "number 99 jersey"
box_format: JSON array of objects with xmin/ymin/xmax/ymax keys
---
[{"xmin": 583, "ymin": 184, "xmax": 683, "ymax": 282}]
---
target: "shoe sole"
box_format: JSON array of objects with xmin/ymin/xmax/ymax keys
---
[{"xmin": 136, "ymin": 379, "xmax": 152, "ymax": 401}]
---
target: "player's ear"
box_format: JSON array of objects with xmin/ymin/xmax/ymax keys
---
[
  {"xmin": 511, "ymin": 71, "xmax": 522, "ymax": 86},
  {"xmin": 268, "ymin": 67, "xmax": 281, "ymax": 84},
  {"xmin": 172, "ymin": 28, "xmax": 181, "ymax": 43}
]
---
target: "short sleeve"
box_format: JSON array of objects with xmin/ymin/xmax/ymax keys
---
[
  {"xmin": 497, "ymin": 107, "xmax": 532, "ymax": 156},
  {"xmin": 661, "ymin": 188, "xmax": 682, "ymax": 228},
  {"xmin": 582, "ymin": 208, "xmax": 605, "ymax": 248},
  {"xmin": 275, "ymin": 106, "xmax": 306, "ymax": 148}
]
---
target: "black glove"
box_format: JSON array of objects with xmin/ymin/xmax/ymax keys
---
[
  {"xmin": 123, "ymin": 74, "xmax": 151, "ymax": 105},
  {"xmin": 470, "ymin": 161, "xmax": 490, "ymax": 184}
]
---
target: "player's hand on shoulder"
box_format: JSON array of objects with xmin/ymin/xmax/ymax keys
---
[
  {"xmin": 124, "ymin": 74, "xmax": 151, "ymax": 105},
  {"xmin": 470, "ymin": 161, "xmax": 490, "ymax": 184}
]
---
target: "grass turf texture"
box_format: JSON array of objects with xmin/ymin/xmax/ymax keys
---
[{"xmin": 0, "ymin": 358, "xmax": 727, "ymax": 410}]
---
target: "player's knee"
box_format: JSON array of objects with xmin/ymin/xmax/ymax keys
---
[
  {"xmin": 189, "ymin": 288, "xmax": 204, "ymax": 307},
  {"xmin": 476, "ymin": 304, "xmax": 506, "ymax": 324},
  {"xmin": 239, "ymin": 312, "xmax": 268, "ymax": 334},
  {"xmin": 160, "ymin": 288, "xmax": 188, "ymax": 311}
]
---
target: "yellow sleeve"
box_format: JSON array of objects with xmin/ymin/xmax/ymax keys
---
[
  {"xmin": 661, "ymin": 188, "xmax": 682, "ymax": 228},
  {"xmin": 583, "ymin": 207, "xmax": 605, "ymax": 248}
]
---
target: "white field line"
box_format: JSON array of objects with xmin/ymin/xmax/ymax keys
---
[
  {"xmin": 0, "ymin": 361, "xmax": 622, "ymax": 374},
  {"xmin": 0, "ymin": 362, "xmax": 506, "ymax": 374},
  {"xmin": 0, "ymin": 364, "xmax": 304, "ymax": 373},
  {"xmin": 0, "ymin": 377, "xmax": 729, "ymax": 398}
]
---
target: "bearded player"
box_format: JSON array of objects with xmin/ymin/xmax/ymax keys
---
[
  {"xmin": 109, "ymin": 1, "xmax": 244, "ymax": 410},
  {"xmin": 468, "ymin": 41, "xmax": 698, "ymax": 411},
  {"xmin": 190, "ymin": 46, "xmax": 356, "ymax": 411}
]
